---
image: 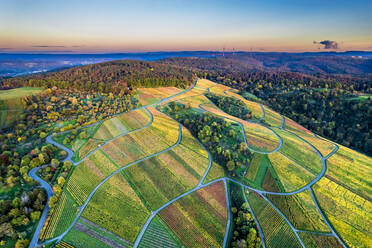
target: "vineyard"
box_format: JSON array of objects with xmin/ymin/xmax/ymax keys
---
[
  {"xmin": 243, "ymin": 122, "xmax": 280, "ymax": 152},
  {"xmin": 203, "ymin": 162, "xmax": 226, "ymax": 183},
  {"xmin": 28, "ymin": 78, "xmax": 371, "ymax": 248},
  {"xmin": 82, "ymin": 172, "xmax": 150, "ymax": 243},
  {"xmin": 136, "ymin": 87, "xmax": 182, "ymax": 105},
  {"xmin": 159, "ymin": 181, "xmax": 228, "ymax": 248},
  {"xmin": 298, "ymin": 232, "xmax": 343, "ymax": 248},
  {"xmin": 62, "ymin": 225, "xmax": 113, "ymax": 248},
  {"xmin": 262, "ymin": 106, "xmax": 282, "ymax": 127},
  {"xmin": 139, "ymin": 216, "xmax": 181, "ymax": 248},
  {"xmin": 275, "ymin": 128, "xmax": 323, "ymax": 174},
  {"xmin": 312, "ymin": 177, "xmax": 372, "ymax": 247},
  {"xmin": 247, "ymin": 191, "xmax": 302, "ymax": 248},
  {"xmin": 66, "ymin": 150, "xmax": 118, "ymax": 205},
  {"xmin": 41, "ymin": 192, "xmax": 78, "ymax": 241},
  {"xmin": 93, "ymin": 108, "xmax": 151, "ymax": 140},
  {"xmin": 326, "ymin": 145, "xmax": 372, "ymax": 197},
  {"xmin": 283, "ymin": 118, "xmax": 336, "ymax": 157},
  {"xmin": 268, "ymin": 152, "xmax": 315, "ymax": 192},
  {"xmin": 267, "ymin": 191, "xmax": 329, "ymax": 232},
  {"xmin": 102, "ymin": 107, "xmax": 179, "ymax": 166}
]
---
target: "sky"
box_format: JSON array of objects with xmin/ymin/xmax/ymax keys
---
[{"xmin": 0, "ymin": 0, "xmax": 371, "ymax": 53}]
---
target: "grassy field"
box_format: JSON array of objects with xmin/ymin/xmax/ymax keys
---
[
  {"xmin": 312, "ymin": 177, "xmax": 372, "ymax": 248},
  {"xmin": 0, "ymin": 87, "xmax": 42, "ymax": 100},
  {"xmin": 243, "ymin": 122, "xmax": 280, "ymax": 152},
  {"xmin": 246, "ymin": 190, "xmax": 302, "ymax": 248},
  {"xmin": 139, "ymin": 216, "xmax": 182, "ymax": 248},
  {"xmin": 66, "ymin": 150, "xmax": 118, "ymax": 205},
  {"xmin": 41, "ymin": 191, "xmax": 78, "ymax": 241},
  {"xmin": 0, "ymin": 87, "xmax": 42, "ymax": 129},
  {"xmin": 268, "ymin": 152, "xmax": 315, "ymax": 192},
  {"xmin": 93, "ymin": 108, "xmax": 151, "ymax": 140},
  {"xmin": 102, "ymin": 107, "xmax": 179, "ymax": 166},
  {"xmin": 267, "ymin": 191, "xmax": 329, "ymax": 232},
  {"xmin": 82, "ymin": 172, "xmax": 150, "ymax": 243},
  {"xmin": 275, "ymin": 128, "xmax": 323, "ymax": 175},
  {"xmin": 298, "ymin": 232, "xmax": 343, "ymax": 248},
  {"xmin": 159, "ymin": 181, "xmax": 227, "ymax": 248}
]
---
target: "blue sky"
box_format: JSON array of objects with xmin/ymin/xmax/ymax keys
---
[{"xmin": 0, "ymin": 0, "xmax": 371, "ymax": 52}]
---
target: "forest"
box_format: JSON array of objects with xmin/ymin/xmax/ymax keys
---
[
  {"xmin": 1, "ymin": 60, "xmax": 196, "ymax": 94},
  {"xmin": 162, "ymin": 102, "xmax": 252, "ymax": 174},
  {"xmin": 161, "ymin": 57, "xmax": 372, "ymax": 155}
]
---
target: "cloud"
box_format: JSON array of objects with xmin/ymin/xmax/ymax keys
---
[
  {"xmin": 313, "ymin": 40, "xmax": 338, "ymax": 49},
  {"xmin": 32, "ymin": 45, "xmax": 65, "ymax": 48},
  {"xmin": 0, "ymin": 48, "xmax": 11, "ymax": 51}
]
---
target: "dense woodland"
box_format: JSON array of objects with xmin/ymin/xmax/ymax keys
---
[
  {"xmin": 205, "ymin": 93, "xmax": 253, "ymax": 120},
  {"xmin": 163, "ymin": 102, "xmax": 252, "ymax": 174},
  {"xmin": 161, "ymin": 57, "xmax": 372, "ymax": 155},
  {"xmin": 2, "ymin": 60, "xmax": 195, "ymax": 94},
  {"xmin": 228, "ymin": 182, "xmax": 261, "ymax": 248}
]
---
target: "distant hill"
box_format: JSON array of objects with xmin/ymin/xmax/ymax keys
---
[
  {"xmin": 2, "ymin": 60, "xmax": 196, "ymax": 93},
  {"xmin": 161, "ymin": 52, "xmax": 372, "ymax": 75},
  {"xmin": 1, "ymin": 51, "xmax": 371, "ymax": 77}
]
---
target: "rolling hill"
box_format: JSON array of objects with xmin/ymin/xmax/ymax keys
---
[{"xmin": 26, "ymin": 79, "xmax": 371, "ymax": 248}]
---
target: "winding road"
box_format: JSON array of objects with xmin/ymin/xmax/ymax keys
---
[{"xmin": 29, "ymin": 79, "xmax": 346, "ymax": 248}]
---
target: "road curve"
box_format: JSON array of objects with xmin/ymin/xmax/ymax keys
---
[{"xmin": 28, "ymin": 165, "xmax": 53, "ymax": 248}]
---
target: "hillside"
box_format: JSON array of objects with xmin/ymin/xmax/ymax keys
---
[
  {"xmin": 0, "ymin": 87, "xmax": 42, "ymax": 130},
  {"xmin": 161, "ymin": 57, "xmax": 372, "ymax": 156},
  {"xmin": 2, "ymin": 60, "xmax": 196, "ymax": 94},
  {"xmin": 7, "ymin": 79, "xmax": 369, "ymax": 248}
]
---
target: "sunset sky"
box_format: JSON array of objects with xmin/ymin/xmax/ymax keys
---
[{"xmin": 1, "ymin": 0, "xmax": 371, "ymax": 53}]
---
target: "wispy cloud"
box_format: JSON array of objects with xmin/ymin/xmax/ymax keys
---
[
  {"xmin": 313, "ymin": 40, "xmax": 339, "ymax": 49},
  {"xmin": 0, "ymin": 48, "xmax": 11, "ymax": 51},
  {"xmin": 31, "ymin": 45, "xmax": 66, "ymax": 48}
]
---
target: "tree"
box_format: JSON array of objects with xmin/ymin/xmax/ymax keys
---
[
  {"xmin": 57, "ymin": 176, "xmax": 65, "ymax": 186},
  {"xmin": 63, "ymin": 160, "xmax": 72, "ymax": 171},
  {"xmin": 15, "ymin": 239, "xmax": 29, "ymax": 248},
  {"xmin": 39, "ymin": 132, "xmax": 47, "ymax": 139},
  {"xmin": 30, "ymin": 211, "xmax": 41, "ymax": 221},
  {"xmin": 227, "ymin": 160, "xmax": 235, "ymax": 171},
  {"xmin": 51, "ymin": 159, "xmax": 60, "ymax": 169}
]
